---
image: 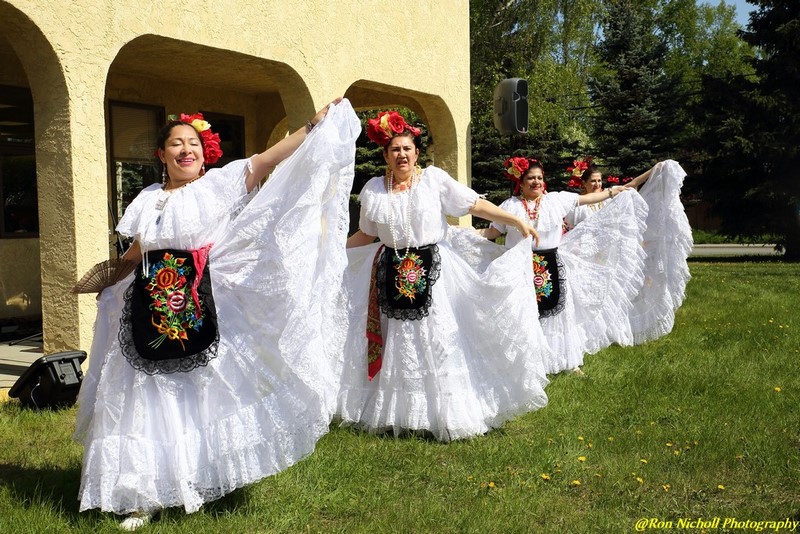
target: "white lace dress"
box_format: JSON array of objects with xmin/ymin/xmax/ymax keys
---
[
  {"xmin": 625, "ymin": 161, "xmax": 693, "ymax": 343},
  {"xmin": 74, "ymin": 102, "xmax": 360, "ymax": 514},
  {"xmin": 336, "ymin": 166, "xmax": 550, "ymax": 442},
  {"xmin": 490, "ymin": 190, "xmax": 649, "ymax": 373},
  {"xmin": 561, "ymin": 161, "xmax": 692, "ymax": 344}
]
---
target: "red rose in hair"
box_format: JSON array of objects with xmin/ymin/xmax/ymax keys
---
[
  {"xmin": 567, "ymin": 177, "xmax": 583, "ymax": 189},
  {"xmin": 201, "ymin": 130, "xmax": 223, "ymax": 165},
  {"xmin": 387, "ymin": 112, "xmax": 407, "ymax": 133},
  {"xmin": 502, "ymin": 156, "xmax": 530, "ymax": 180},
  {"xmin": 366, "ymin": 110, "xmax": 421, "ymax": 146}
]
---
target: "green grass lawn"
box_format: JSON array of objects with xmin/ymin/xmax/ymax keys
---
[{"xmin": 1, "ymin": 262, "xmax": 798, "ymax": 533}]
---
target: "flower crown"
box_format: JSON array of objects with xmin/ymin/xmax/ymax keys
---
[
  {"xmin": 503, "ymin": 156, "xmax": 541, "ymax": 194},
  {"xmin": 566, "ymin": 157, "xmax": 592, "ymax": 189},
  {"xmin": 366, "ymin": 111, "xmax": 421, "ymax": 147},
  {"xmin": 169, "ymin": 112, "xmax": 223, "ymax": 165}
]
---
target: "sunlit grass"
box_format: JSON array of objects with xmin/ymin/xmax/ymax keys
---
[{"xmin": 1, "ymin": 262, "xmax": 798, "ymax": 532}]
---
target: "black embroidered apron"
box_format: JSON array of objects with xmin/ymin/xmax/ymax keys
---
[
  {"xmin": 532, "ymin": 247, "xmax": 566, "ymax": 318},
  {"xmin": 119, "ymin": 247, "xmax": 219, "ymax": 374},
  {"xmin": 376, "ymin": 244, "xmax": 442, "ymax": 321}
]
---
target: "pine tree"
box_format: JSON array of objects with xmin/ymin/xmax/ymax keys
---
[{"xmin": 589, "ymin": 0, "xmax": 676, "ymax": 177}]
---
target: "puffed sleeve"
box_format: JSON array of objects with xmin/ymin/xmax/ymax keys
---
[
  {"xmin": 357, "ymin": 178, "xmax": 380, "ymax": 236},
  {"xmin": 116, "ymin": 184, "xmax": 161, "ymax": 238},
  {"xmin": 197, "ymin": 158, "xmax": 250, "ymax": 210},
  {"xmin": 552, "ymin": 191, "xmax": 580, "ymax": 216},
  {"xmin": 428, "ymin": 166, "xmax": 479, "ymax": 217}
]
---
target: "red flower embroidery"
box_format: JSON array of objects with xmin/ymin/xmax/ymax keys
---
[
  {"xmin": 155, "ymin": 268, "xmax": 179, "ymax": 289},
  {"xmin": 167, "ymin": 291, "xmax": 187, "ymax": 313}
]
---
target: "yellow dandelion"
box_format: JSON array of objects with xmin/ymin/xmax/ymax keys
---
[
  {"xmin": 662, "ymin": 484, "xmax": 671, "ymax": 492},
  {"xmin": 635, "ymin": 430, "xmax": 643, "ymax": 435},
  {"xmin": 735, "ymin": 455, "xmax": 744, "ymax": 461},
  {"xmin": 640, "ymin": 458, "xmax": 648, "ymax": 464},
  {"xmin": 693, "ymin": 440, "xmax": 699, "ymax": 446},
  {"xmin": 607, "ymin": 437, "xmax": 614, "ymax": 442},
  {"xmin": 488, "ymin": 481, "xmax": 496, "ymax": 488},
  {"xmin": 674, "ymin": 450, "xmax": 681, "ymax": 456},
  {"xmin": 570, "ymin": 479, "xmax": 581, "ymax": 487},
  {"xmin": 774, "ymin": 386, "xmax": 782, "ymax": 393},
  {"xmin": 578, "ymin": 436, "xmax": 585, "ymax": 442},
  {"xmin": 548, "ymin": 438, "xmax": 554, "ymax": 444},
  {"xmin": 594, "ymin": 473, "xmax": 602, "ymax": 478},
  {"xmin": 578, "ymin": 456, "xmax": 587, "ymax": 462},
  {"xmin": 587, "ymin": 443, "xmax": 594, "ymax": 449},
  {"xmin": 666, "ymin": 442, "xmax": 674, "ymax": 447},
  {"xmin": 540, "ymin": 473, "xmax": 551, "ymax": 481},
  {"xmin": 636, "ymin": 477, "xmax": 644, "ymax": 484},
  {"xmin": 467, "ymin": 475, "xmax": 473, "ymax": 481},
  {"xmin": 717, "ymin": 484, "xmax": 725, "ymax": 490}
]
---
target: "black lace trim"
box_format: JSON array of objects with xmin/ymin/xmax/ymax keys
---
[
  {"xmin": 377, "ymin": 244, "xmax": 442, "ymax": 321},
  {"xmin": 536, "ymin": 248, "xmax": 568, "ymax": 319}
]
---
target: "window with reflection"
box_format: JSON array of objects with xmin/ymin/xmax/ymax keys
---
[{"xmin": 108, "ymin": 102, "xmax": 163, "ymax": 254}]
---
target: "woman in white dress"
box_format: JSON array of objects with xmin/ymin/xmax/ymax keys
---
[
  {"xmin": 565, "ymin": 163, "xmax": 606, "ymax": 229},
  {"xmin": 337, "ymin": 111, "xmax": 551, "ymax": 442},
  {"xmin": 480, "ymin": 157, "xmax": 650, "ymax": 374},
  {"xmin": 74, "ymin": 99, "xmax": 361, "ymax": 529},
  {"xmin": 564, "ymin": 160, "xmax": 693, "ymax": 344}
]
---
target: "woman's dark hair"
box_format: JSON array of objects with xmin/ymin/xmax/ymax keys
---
[
  {"xmin": 156, "ymin": 120, "xmax": 204, "ymax": 151},
  {"xmin": 581, "ymin": 165, "xmax": 601, "ymax": 183},
  {"xmin": 523, "ymin": 159, "xmax": 545, "ymax": 178}
]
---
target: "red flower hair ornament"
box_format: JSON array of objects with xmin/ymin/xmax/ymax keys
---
[
  {"xmin": 566, "ymin": 157, "xmax": 592, "ymax": 189},
  {"xmin": 366, "ymin": 111, "xmax": 421, "ymax": 147},
  {"xmin": 168, "ymin": 112, "xmax": 223, "ymax": 165}
]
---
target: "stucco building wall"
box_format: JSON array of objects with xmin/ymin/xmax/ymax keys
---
[{"xmin": 0, "ymin": 0, "xmax": 471, "ymax": 355}]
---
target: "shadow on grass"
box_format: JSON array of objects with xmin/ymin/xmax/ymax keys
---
[
  {"xmin": 0, "ymin": 462, "xmax": 88, "ymax": 520},
  {"xmin": 0, "ymin": 460, "xmax": 253, "ymax": 531}
]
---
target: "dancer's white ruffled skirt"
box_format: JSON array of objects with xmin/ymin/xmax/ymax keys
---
[
  {"xmin": 627, "ymin": 160, "xmax": 693, "ymax": 343},
  {"xmin": 336, "ymin": 237, "xmax": 550, "ymax": 442},
  {"xmin": 73, "ymin": 102, "xmax": 360, "ymax": 514},
  {"xmin": 551, "ymin": 189, "xmax": 650, "ymax": 372},
  {"xmin": 447, "ymin": 191, "xmax": 650, "ymax": 374}
]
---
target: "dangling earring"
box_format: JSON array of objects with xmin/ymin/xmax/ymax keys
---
[
  {"xmin": 162, "ymin": 166, "xmax": 168, "ymax": 185},
  {"xmin": 201, "ymin": 163, "xmax": 206, "ymax": 176}
]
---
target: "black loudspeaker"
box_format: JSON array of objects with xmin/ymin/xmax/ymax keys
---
[
  {"xmin": 493, "ymin": 78, "xmax": 529, "ymax": 135},
  {"xmin": 9, "ymin": 351, "xmax": 87, "ymax": 409}
]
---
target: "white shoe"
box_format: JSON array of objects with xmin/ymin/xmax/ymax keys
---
[
  {"xmin": 570, "ymin": 367, "xmax": 585, "ymax": 376},
  {"xmin": 119, "ymin": 511, "xmax": 154, "ymax": 531}
]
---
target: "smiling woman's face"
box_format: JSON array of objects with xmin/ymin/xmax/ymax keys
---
[{"xmin": 159, "ymin": 124, "xmax": 204, "ymax": 185}]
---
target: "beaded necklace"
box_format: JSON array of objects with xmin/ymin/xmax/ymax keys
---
[
  {"xmin": 387, "ymin": 167, "xmax": 419, "ymax": 261},
  {"xmin": 520, "ymin": 195, "xmax": 542, "ymax": 228}
]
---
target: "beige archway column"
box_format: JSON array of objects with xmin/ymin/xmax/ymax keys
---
[{"xmin": 8, "ymin": 24, "xmax": 109, "ymax": 353}]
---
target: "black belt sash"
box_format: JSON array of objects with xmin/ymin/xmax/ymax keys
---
[
  {"xmin": 532, "ymin": 247, "xmax": 566, "ymax": 318},
  {"xmin": 119, "ymin": 247, "xmax": 219, "ymax": 375},
  {"xmin": 376, "ymin": 244, "xmax": 441, "ymax": 321}
]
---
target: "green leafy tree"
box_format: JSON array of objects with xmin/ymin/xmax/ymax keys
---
[
  {"xmin": 692, "ymin": 0, "xmax": 800, "ymax": 258},
  {"xmin": 470, "ymin": 0, "xmax": 601, "ymax": 201}
]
